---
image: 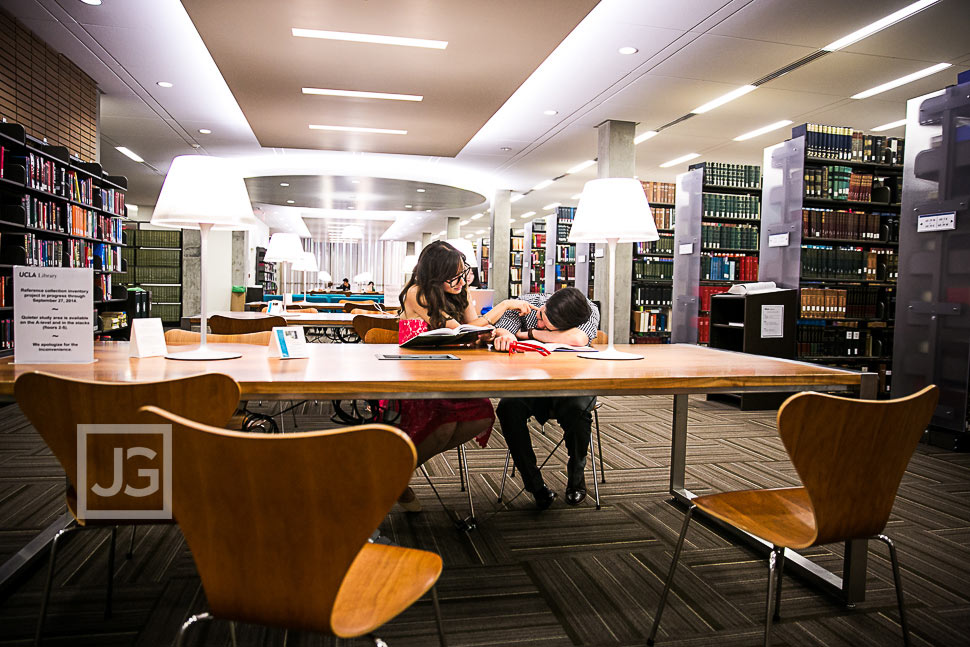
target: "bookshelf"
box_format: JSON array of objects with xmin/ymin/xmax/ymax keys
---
[
  {"xmin": 255, "ymin": 246, "xmax": 277, "ymax": 295},
  {"xmin": 0, "ymin": 121, "xmax": 129, "ymax": 354},
  {"xmin": 478, "ymin": 238, "xmax": 489, "ymax": 287},
  {"xmin": 523, "ymin": 218, "xmax": 546, "ymax": 294},
  {"xmin": 631, "ymin": 181, "xmax": 676, "ymax": 344},
  {"xmin": 120, "ymin": 226, "xmax": 183, "ymax": 325},
  {"xmin": 509, "ymin": 232, "xmax": 523, "ymax": 297},
  {"xmin": 760, "ymin": 123, "xmax": 903, "ymax": 396}
]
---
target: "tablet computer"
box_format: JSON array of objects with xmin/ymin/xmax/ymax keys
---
[{"xmin": 375, "ymin": 354, "xmax": 460, "ymax": 360}]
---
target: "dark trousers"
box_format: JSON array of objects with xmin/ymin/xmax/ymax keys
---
[{"xmin": 496, "ymin": 396, "xmax": 596, "ymax": 492}]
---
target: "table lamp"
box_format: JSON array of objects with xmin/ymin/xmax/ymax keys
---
[
  {"xmin": 319, "ymin": 270, "xmax": 332, "ymax": 290},
  {"xmin": 151, "ymin": 155, "xmax": 257, "ymax": 360},
  {"xmin": 292, "ymin": 250, "xmax": 318, "ymax": 300},
  {"xmin": 570, "ymin": 177, "xmax": 657, "ymax": 360},
  {"xmin": 353, "ymin": 271, "xmax": 374, "ymax": 291},
  {"xmin": 264, "ymin": 233, "xmax": 304, "ymax": 304}
]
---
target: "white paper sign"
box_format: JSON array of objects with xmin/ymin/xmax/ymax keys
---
[
  {"xmin": 268, "ymin": 326, "xmax": 309, "ymax": 359},
  {"xmin": 129, "ymin": 318, "xmax": 167, "ymax": 358},
  {"xmin": 768, "ymin": 232, "xmax": 790, "ymax": 248},
  {"xmin": 679, "ymin": 243, "xmax": 694, "ymax": 255},
  {"xmin": 267, "ymin": 300, "xmax": 285, "ymax": 315},
  {"xmin": 917, "ymin": 212, "xmax": 956, "ymax": 232},
  {"xmin": 594, "ymin": 247, "xmax": 605, "ymax": 258},
  {"xmin": 14, "ymin": 266, "xmax": 94, "ymax": 364},
  {"xmin": 760, "ymin": 304, "xmax": 784, "ymax": 339}
]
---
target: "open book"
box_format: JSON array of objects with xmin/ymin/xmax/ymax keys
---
[
  {"xmin": 504, "ymin": 340, "xmax": 598, "ymax": 354},
  {"xmin": 399, "ymin": 324, "xmax": 493, "ymax": 349},
  {"xmin": 727, "ymin": 281, "xmax": 778, "ymax": 295}
]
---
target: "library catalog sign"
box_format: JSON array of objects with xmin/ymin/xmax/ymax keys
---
[{"xmin": 14, "ymin": 267, "xmax": 94, "ymax": 364}]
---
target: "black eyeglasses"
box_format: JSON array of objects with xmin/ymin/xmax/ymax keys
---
[{"xmin": 446, "ymin": 264, "xmax": 473, "ymax": 287}]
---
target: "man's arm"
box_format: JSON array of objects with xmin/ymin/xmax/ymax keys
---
[{"xmin": 530, "ymin": 327, "xmax": 590, "ymax": 347}]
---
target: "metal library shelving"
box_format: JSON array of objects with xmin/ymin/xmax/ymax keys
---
[
  {"xmin": 255, "ymin": 245, "xmax": 277, "ymax": 295},
  {"xmin": 632, "ymin": 181, "xmax": 676, "ymax": 344},
  {"xmin": 509, "ymin": 232, "xmax": 523, "ymax": 297}
]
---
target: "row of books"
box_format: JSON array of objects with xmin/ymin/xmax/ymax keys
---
[
  {"xmin": 509, "ymin": 282, "xmax": 522, "ymax": 297},
  {"xmin": 128, "ymin": 228, "xmax": 181, "ymax": 248},
  {"xmin": 555, "ymin": 244, "xmax": 576, "ymax": 263},
  {"xmin": 633, "ymin": 257, "xmax": 673, "ymax": 280},
  {"xmin": 699, "ymin": 285, "xmax": 731, "ymax": 312},
  {"xmin": 802, "ymin": 208, "xmax": 899, "ymax": 242},
  {"xmin": 642, "ymin": 181, "xmax": 676, "ymax": 205},
  {"xmin": 68, "ymin": 240, "xmax": 123, "ymax": 271},
  {"xmin": 632, "ymin": 285, "xmax": 672, "ymax": 308},
  {"xmin": 531, "ymin": 232, "xmax": 546, "ymax": 249},
  {"xmin": 0, "ymin": 319, "xmax": 11, "ymax": 349},
  {"xmin": 70, "ymin": 206, "xmax": 123, "ymax": 242},
  {"xmin": 698, "ymin": 316, "xmax": 711, "ymax": 343},
  {"xmin": 0, "ymin": 276, "xmax": 9, "ymax": 307},
  {"xmin": 510, "ymin": 251, "xmax": 523, "ymax": 266},
  {"xmin": 100, "ymin": 187, "xmax": 125, "ymax": 216},
  {"xmin": 702, "ymin": 193, "xmax": 761, "ymax": 220},
  {"xmin": 794, "ymin": 124, "xmax": 904, "ymax": 165},
  {"xmin": 553, "ymin": 264, "xmax": 576, "ymax": 281},
  {"xmin": 701, "ymin": 162, "xmax": 761, "ymax": 188},
  {"xmin": 701, "ymin": 254, "xmax": 759, "ymax": 282},
  {"xmin": 797, "ymin": 322, "xmax": 890, "ymax": 358},
  {"xmin": 632, "ymin": 308, "xmax": 669, "ymax": 333},
  {"xmin": 631, "ymin": 334, "xmax": 668, "ymax": 345},
  {"xmin": 634, "ymin": 234, "xmax": 674, "ymax": 255},
  {"xmin": 25, "ymin": 234, "xmax": 63, "ymax": 266},
  {"xmin": 702, "ymin": 222, "xmax": 759, "ymax": 250},
  {"xmin": 509, "ymin": 266, "xmax": 522, "ymax": 282},
  {"xmin": 800, "ymin": 285, "xmax": 894, "ymax": 320},
  {"xmin": 804, "ymin": 166, "xmax": 895, "ymax": 203},
  {"xmin": 652, "ymin": 206, "xmax": 675, "ymax": 230},
  {"xmin": 510, "ymin": 236, "xmax": 524, "ymax": 252},
  {"xmin": 23, "ymin": 195, "xmax": 63, "ymax": 232},
  {"xmin": 96, "ymin": 273, "xmax": 112, "ymax": 301},
  {"xmin": 801, "ymin": 246, "xmax": 898, "ymax": 281}
]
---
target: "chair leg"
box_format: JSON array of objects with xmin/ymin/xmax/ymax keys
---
[
  {"xmin": 594, "ymin": 407, "xmax": 605, "ymax": 483},
  {"xmin": 35, "ymin": 525, "xmax": 78, "ymax": 647},
  {"xmin": 457, "ymin": 447, "xmax": 466, "ymax": 492},
  {"xmin": 647, "ymin": 505, "xmax": 694, "ymax": 646},
  {"xmin": 175, "ymin": 612, "xmax": 213, "ymax": 647},
  {"xmin": 774, "ymin": 549, "xmax": 786, "ymax": 621},
  {"xmin": 874, "ymin": 534, "xmax": 910, "ymax": 646},
  {"xmin": 105, "ymin": 526, "xmax": 117, "ymax": 619},
  {"xmin": 458, "ymin": 443, "xmax": 475, "ymax": 525},
  {"xmin": 229, "ymin": 621, "xmax": 238, "ymax": 647},
  {"xmin": 497, "ymin": 450, "xmax": 512, "ymax": 503},
  {"xmin": 764, "ymin": 546, "xmax": 783, "ymax": 647},
  {"xmin": 431, "ymin": 584, "xmax": 448, "ymax": 647},
  {"xmin": 126, "ymin": 525, "xmax": 136, "ymax": 559},
  {"xmin": 588, "ymin": 424, "xmax": 601, "ymax": 510}
]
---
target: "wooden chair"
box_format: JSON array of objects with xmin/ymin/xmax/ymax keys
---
[
  {"xmin": 208, "ymin": 314, "xmax": 286, "ymax": 334},
  {"xmin": 260, "ymin": 306, "xmax": 317, "ymax": 313},
  {"xmin": 165, "ymin": 329, "xmax": 271, "ymax": 346},
  {"xmin": 136, "ymin": 407, "xmax": 446, "ymax": 647},
  {"xmin": 14, "ymin": 372, "xmax": 241, "ymax": 646},
  {"xmin": 647, "ymin": 385, "xmax": 939, "ymax": 647},
  {"xmin": 353, "ymin": 314, "xmax": 399, "ymax": 343},
  {"xmin": 342, "ymin": 300, "xmax": 380, "ymax": 313}
]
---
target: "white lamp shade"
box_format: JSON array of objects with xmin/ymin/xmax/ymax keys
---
[
  {"xmin": 402, "ymin": 255, "xmax": 418, "ymax": 273},
  {"xmin": 569, "ymin": 178, "xmax": 658, "ymax": 243},
  {"xmin": 445, "ymin": 238, "xmax": 479, "ymax": 267},
  {"xmin": 263, "ymin": 232, "xmax": 304, "ymax": 263},
  {"xmin": 151, "ymin": 155, "xmax": 257, "ymax": 230},
  {"xmin": 319, "ymin": 270, "xmax": 332, "ymax": 283},
  {"xmin": 292, "ymin": 251, "xmax": 318, "ymax": 272},
  {"xmin": 353, "ymin": 271, "xmax": 374, "ymax": 283}
]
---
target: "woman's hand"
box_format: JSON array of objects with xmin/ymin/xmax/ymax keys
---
[
  {"xmin": 500, "ymin": 299, "xmax": 538, "ymax": 317},
  {"xmin": 491, "ymin": 328, "xmax": 516, "ymax": 352}
]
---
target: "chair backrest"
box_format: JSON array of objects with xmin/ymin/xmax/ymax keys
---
[
  {"xmin": 342, "ymin": 301, "xmax": 379, "ymax": 313},
  {"xmin": 777, "ymin": 385, "xmax": 938, "ymax": 545},
  {"xmin": 14, "ymin": 372, "xmax": 240, "ymax": 521},
  {"xmin": 208, "ymin": 314, "xmax": 286, "ymax": 334},
  {"xmin": 353, "ymin": 314, "xmax": 398, "ymax": 339},
  {"xmin": 165, "ymin": 329, "xmax": 272, "ymax": 346},
  {"xmin": 137, "ymin": 405, "xmax": 416, "ymax": 632},
  {"xmin": 594, "ymin": 330, "xmax": 607, "ymax": 345},
  {"xmin": 287, "ymin": 307, "xmax": 318, "ymax": 313},
  {"xmin": 364, "ymin": 328, "xmax": 398, "ymax": 344}
]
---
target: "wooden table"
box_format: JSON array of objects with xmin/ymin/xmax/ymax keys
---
[
  {"xmin": 0, "ymin": 342, "xmax": 876, "ymax": 604},
  {"xmin": 184, "ymin": 311, "xmax": 396, "ymax": 329}
]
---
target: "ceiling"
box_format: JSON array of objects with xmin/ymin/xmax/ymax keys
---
[
  {"xmin": 245, "ymin": 175, "xmax": 485, "ymax": 211},
  {"xmin": 6, "ymin": 0, "xmax": 970, "ymax": 243}
]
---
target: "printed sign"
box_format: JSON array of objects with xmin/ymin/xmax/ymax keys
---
[
  {"xmin": 129, "ymin": 318, "xmax": 167, "ymax": 358},
  {"xmin": 268, "ymin": 326, "xmax": 310, "ymax": 359},
  {"xmin": 768, "ymin": 232, "xmax": 790, "ymax": 248},
  {"xmin": 917, "ymin": 212, "xmax": 956, "ymax": 232},
  {"xmin": 14, "ymin": 266, "xmax": 94, "ymax": 364},
  {"xmin": 761, "ymin": 304, "xmax": 784, "ymax": 339},
  {"xmin": 679, "ymin": 243, "xmax": 694, "ymax": 255}
]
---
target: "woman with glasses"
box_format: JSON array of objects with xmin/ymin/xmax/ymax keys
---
[{"xmin": 392, "ymin": 241, "xmax": 534, "ymax": 511}]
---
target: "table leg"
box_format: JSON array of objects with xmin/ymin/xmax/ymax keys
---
[{"xmin": 669, "ymin": 394, "xmax": 688, "ymax": 496}]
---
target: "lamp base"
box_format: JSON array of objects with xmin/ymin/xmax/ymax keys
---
[
  {"xmin": 165, "ymin": 347, "xmax": 242, "ymax": 361},
  {"xmin": 579, "ymin": 348, "xmax": 644, "ymax": 361}
]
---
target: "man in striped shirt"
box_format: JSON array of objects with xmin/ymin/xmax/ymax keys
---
[{"xmin": 492, "ymin": 287, "xmax": 600, "ymax": 509}]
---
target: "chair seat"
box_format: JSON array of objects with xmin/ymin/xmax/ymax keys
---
[
  {"xmin": 693, "ymin": 487, "xmax": 817, "ymax": 550},
  {"xmin": 330, "ymin": 542, "xmax": 443, "ymax": 638}
]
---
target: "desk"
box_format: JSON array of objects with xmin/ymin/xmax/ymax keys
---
[
  {"xmin": 184, "ymin": 311, "xmax": 396, "ymax": 329},
  {"xmin": 0, "ymin": 342, "xmax": 875, "ymax": 604}
]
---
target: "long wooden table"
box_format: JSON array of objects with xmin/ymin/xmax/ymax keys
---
[
  {"xmin": 183, "ymin": 311, "xmax": 396, "ymax": 329},
  {"xmin": 0, "ymin": 342, "xmax": 876, "ymax": 604}
]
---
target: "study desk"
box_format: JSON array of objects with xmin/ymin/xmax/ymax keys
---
[
  {"xmin": 183, "ymin": 311, "xmax": 396, "ymax": 329},
  {"xmin": 0, "ymin": 342, "xmax": 876, "ymax": 604}
]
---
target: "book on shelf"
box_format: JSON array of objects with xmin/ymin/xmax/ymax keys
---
[
  {"xmin": 727, "ymin": 281, "xmax": 778, "ymax": 295},
  {"xmin": 399, "ymin": 324, "xmax": 494, "ymax": 349},
  {"xmin": 641, "ymin": 180, "xmax": 676, "ymax": 204},
  {"xmin": 793, "ymin": 123, "xmax": 904, "ymax": 165}
]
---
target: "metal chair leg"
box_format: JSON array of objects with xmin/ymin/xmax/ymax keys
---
[
  {"xmin": 647, "ymin": 505, "xmax": 694, "ymax": 646},
  {"xmin": 458, "ymin": 444, "xmax": 475, "ymax": 525},
  {"xmin": 126, "ymin": 525, "xmax": 136, "ymax": 559},
  {"xmin": 588, "ymin": 424, "xmax": 601, "ymax": 510},
  {"xmin": 457, "ymin": 447, "xmax": 466, "ymax": 492},
  {"xmin": 498, "ymin": 450, "xmax": 511, "ymax": 503},
  {"xmin": 175, "ymin": 612, "xmax": 214, "ymax": 647},
  {"xmin": 774, "ymin": 549, "xmax": 786, "ymax": 621},
  {"xmin": 764, "ymin": 547, "xmax": 782, "ymax": 647},
  {"xmin": 35, "ymin": 525, "xmax": 77, "ymax": 646},
  {"xmin": 875, "ymin": 534, "xmax": 910, "ymax": 646},
  {"xmin": 431, "ymin": 584, "xmax": 448, "ymax": 647},
  {"xmin": 229, "ymin": 621, "xmax": 239, "ymax": 647},
  {"xmin": 105, "ymin": 526, "xmax": 117, "ymax": 619},
  {"xmin": 594, "ymin": 406, "xmax": 605, "ymax": 483}
]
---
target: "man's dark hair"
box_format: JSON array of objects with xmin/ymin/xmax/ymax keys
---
[{"xmin": 545, "ymin": 287, "xmax": 590, "ymax": 330}]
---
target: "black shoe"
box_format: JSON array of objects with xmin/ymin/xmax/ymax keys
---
[
  {"xmin": 565, "ymin": 487, "xmax": 587, "ymax": 506},
  {"xmin": 530, "ymin": 485, "xmax": 557, "ymax": 510}
]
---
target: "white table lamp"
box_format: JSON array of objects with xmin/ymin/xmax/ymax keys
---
[
  {"xmin": 151, "ymin": 155, "xmax": 256, "ymax": 360},
  {"xmin": 570, "ymin": 177, "xmax": 657, "ymax": 360},
  {"xmin": 292, "ymin": 251, "xmax": 318, "ymax": 299},
  {"xmin": 445, "ymin": 238, "xmax": 479, "ymax": 267},
  {"xmin": 319, "ymin": 270, "xmax": 332, "ymax": 289},
  {"xmin": 353, "ymin": 271, "xmax": 374, "ymax": 291},
  {"xmin": 264, "ymin": 233, "xmax": 304, "ymax": 302}
]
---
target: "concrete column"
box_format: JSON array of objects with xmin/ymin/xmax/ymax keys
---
[
  {"xmin": 406, "ymin": 241, "xmax": 416, "ymax": 255},
  {"xmin": 489, "ymin": 190, "xmax": 512, "ymax": 301},
  {"xmin": 447, "ymin": 217, "xmax": 460, "ymax": 240},
  {"xmin": 421, "ymin": 232, "xmax": 432, "ymax": 251},
  {"xmin": 231, "ymin": 231, "xmax": 246, "ymax": 287},
  {"xmin": 593, "ymin": 119, "xmax": 636, "ymax": 342},
  {"xmin": 182, "ymin": 229, "xmax": 201, "ymax": 320}
]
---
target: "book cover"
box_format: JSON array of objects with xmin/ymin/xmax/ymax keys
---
[{"xmin": 399, "ymin": 324, "xmax": 493, "ymax": 349}]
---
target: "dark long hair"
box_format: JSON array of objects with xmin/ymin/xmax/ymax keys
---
[{"xmin": 400, "ymin": 241, "xmax": 469, "ymax": 329}]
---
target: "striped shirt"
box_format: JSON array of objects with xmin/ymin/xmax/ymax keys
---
[{"xmin": 494, "ymin": 292, "xmax": 600, "ymax": 344}]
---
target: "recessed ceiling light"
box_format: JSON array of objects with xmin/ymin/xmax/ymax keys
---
[
  {"xmin": 460, "ymin": 219, "xmax": 470, "ymax": 225},
  {"xmin": 464, "ymin": 234, "xmax": 474, "ymax": 239},
  {"xmin": 618, "ymin": 46, "xmax": 638, "ymax": 55},
  {"xmin": 302, "ymin": 87, "xmax": 423, "ymax": 101},
  {"xmin": 115, "ymin": 146, "xmax": 144, "ymax": 163},
  {"xmin": 851, "ymin": 63, "xmax": 951, "ymax": 99},
  {"xmin": 691, "ymin": 85, "xmax": 757, "ymax": 114},
  {"xmin": 156, "ymin": 81, "xmax": 173, "ymax": 88},
  {"xmin": 416, "ymin": 188, "xmax": 426, "ymax": 193},
  {"xmin": 471, "ymin": 213, "xmax": 484, "ymax": 220},
  {"xmin": 532, "ymin": 179, "xmax": 554, "ymax": 191},
  {"xmin": 291, "ymin": 28, "xmax": 448, "ymax": 49},
  {"xmin": 872, "ymin": 119, "xmax": 907, "ymax": 132},
  {"xmin": 426, "ymin": 209, "xmax": 432, "ymax": 212},
  {"xmin": 405, "ymin": 204, "xmax": 413, "ymax": 208},
  {"xmin": 660, "ymin": 153, "xmax": 700, "ymax": 168},
  {"xmin": 543, "ymin": 109, "xmax": 558, "ymax": 116},
  {"xmin": 500, "ymin": 146, "xmax": 512, "ymax": 151},
  {"xmin": 80, "ymin": 0, "xmax": 102, "ymax": 5},
  {"xmin": 190, "ymin": 144, "xmax": 200, "ymax": 148},
  {"xmin": 309, "ymin": 124, "xmax": 407, "ymax": 135},
  {"xmin": 280, "ymin": 182, "xmax": 290, "ymax": 187},
  {"xmin": 566, "ymin": 159, "xmax": 596, "ymax": 174},
  {"xmin": 348, "ymin": 206, "xmax": 355, "ymax": 209},
  {"xmin": 351, "ymin": 179, "xmax": 361, "ymax": 184},
  {"xmin": 822, "ymin": 0, "xmax": 940, "ymax": 52},
  {"xmin": 543, "ymin": 202, "xmax": 561, "ymax": 210},
  {"xmin": 198, "ymin": 128, "xmax": 212, "ymax": 134},
  {"xmin": 510, "ymin": 194, "xmax": 526, "ymax": 203},
  {"xmin": 634, "ymin": 130, "xmax": 659, "ymax": 145},
  {"xmin": 733, "ymin": 119, "xmax": 793, "ymax": 141},
  {"xmin": 286, "ymin": 199, "xmax": 295, "ymax": 204},
  {"xmin": 520, "ymin": 211, "xmax": 536, "ymax": 218}
]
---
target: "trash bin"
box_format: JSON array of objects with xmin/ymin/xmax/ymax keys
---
[{"xmin": 230, "ymin": 285, "xmax": 246, "ymax": 312}]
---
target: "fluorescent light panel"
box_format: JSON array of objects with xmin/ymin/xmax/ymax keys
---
[
  {"xmin": 510, "ymin": 194, "xmax": 526, "ymax": 203},
  {"xmin": 566, "ymin": 159, "xmax": 596, "ymax": 174},
  {"xmin": 634, "ymin": 130, "xmax": 658, "ymax": 144},
  {"xmin": 531, "ymin": 179, "xmax": 554, "ymax": 191},
  {"xmin": 660, "ymin": 153, "xmax": 700, "ymax": 168},
  {"xmin": 822, "ymin": 0, "xmax": 940, "ymax": 51},
  {"xmin": 691, "ymin": 85, "xmax": 756, "ymax": 114},
  {"xmin": 302, "ymin": 87, "xmax": 422, "ymax": 101},
  {"xmin": 115, "ymin": 146, "xmax": 144, "ymax": 163},
  {"xmin": 520, "ymin": 211, "xmax": 536, "ymax": 218},
  {"xmin": 851, "ymin": 63, "xmax": 951, "ymax": 99},
  {"xmin": 872, "ymin": 119, "xmax": 907, "ymax": 132},
  {"xmin": 734, "ymin": 119, "xmax": 793, "ymax": 141},
  {"xmin": 309, "ymin": 124, "xmax": 407, "ymax": 135},
  {"xmin": 292, "ymin": 28, "xmax": 447, "ymax": 49},
  {"xmin": 471, "ymin": 213, "xmax": 484, "ymax": 220}
]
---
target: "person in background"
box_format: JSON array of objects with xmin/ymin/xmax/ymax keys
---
[
  {"xmin": 340, "ymin": 278, "xmax": 351, "ymax": 290},
  {"xmin": 492, "ymin": 287, "xmax": 600, "ymax": 510},
  {"xmin": 392, "ymin": 241, "xmax": 533, "ymax": 511},
  {"xmin": 364, "ymin": 281, "xmax": 377, "ymax": 293}
]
